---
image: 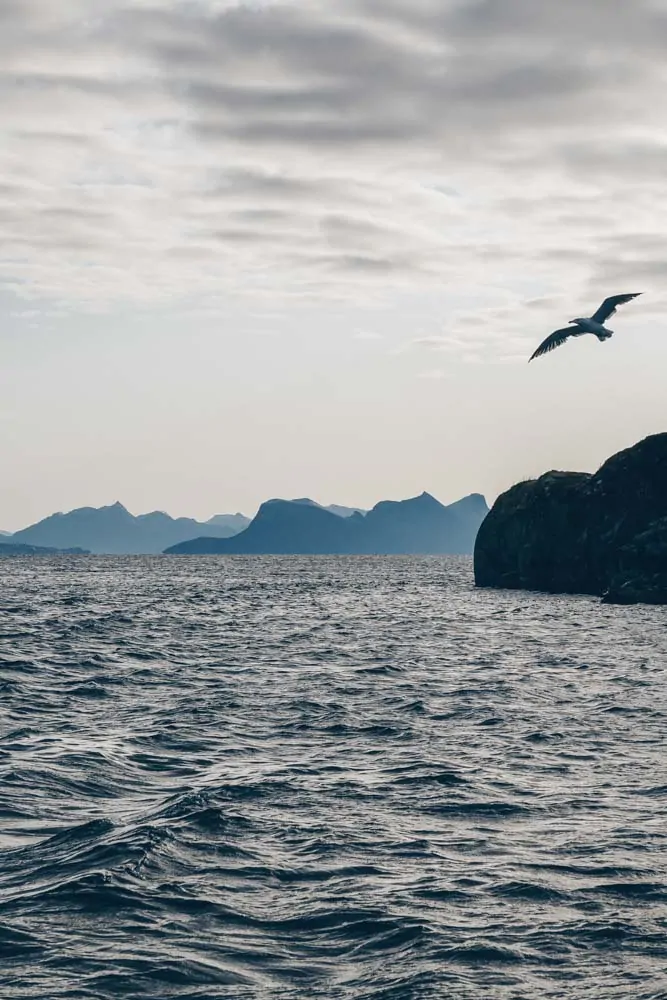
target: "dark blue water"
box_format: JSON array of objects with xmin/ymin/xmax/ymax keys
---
[{"xmin": 1, "ymin": 556, "xmax": 666, "ymax": 999}]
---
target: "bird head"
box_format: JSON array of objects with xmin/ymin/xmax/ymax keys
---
[{"xmin": 570, "ymin": 317, "xmax": 585, "ymax": 325}]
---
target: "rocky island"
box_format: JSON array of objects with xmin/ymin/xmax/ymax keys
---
[
  {"xmin": 166, "ymin": 492, "xmax": 489, "ymax": 555},
  {"xmin": 0, "ymin": 542, "xmax": 89, "ymax": 556},
  {"xmin": 474, "ymin": 433, "xmax": 667, "ymax": 605}
]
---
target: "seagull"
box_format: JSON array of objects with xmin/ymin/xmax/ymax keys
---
[{"xmin": 529, "ymin": 293, "xmax": 642, "ymax": 361}]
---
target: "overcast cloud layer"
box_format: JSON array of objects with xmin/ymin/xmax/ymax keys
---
[
  {"xmin": 2, "ymin": 0, "xmax": 667, "ymax": 526},
  {"xmin": 4, "ymin": 1, "xmax": 667, "ymax": 316}
]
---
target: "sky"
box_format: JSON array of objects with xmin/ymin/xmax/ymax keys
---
[{"xmin": 2, "ymin": 0, "xmax": 667, "ymax": 529}]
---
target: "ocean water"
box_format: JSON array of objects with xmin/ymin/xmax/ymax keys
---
[{"xmin": 0, "ymin": 556, "xmax": 666, "ymax": 1000}]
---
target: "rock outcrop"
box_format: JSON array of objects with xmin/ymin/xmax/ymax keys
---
[{"xmin": 474, "ymin": 433, "xmax": 667, "ymax": 604}]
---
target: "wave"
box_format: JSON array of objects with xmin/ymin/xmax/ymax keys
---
[{"xmin": 0, "ymin": 555, "xmax": 665, "ymax": 998}]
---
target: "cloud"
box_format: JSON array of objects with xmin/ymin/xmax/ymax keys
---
[
  {"xmin": 2, "ymin": 0, "xmax": 667, "ymax": 332},
  {"xmin": 411, "ymin": 337, "xmax": 452, "ymax": 351}
]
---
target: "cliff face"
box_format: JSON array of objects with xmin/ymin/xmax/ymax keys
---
[{"xmin": 474, "ymin": 433, "xmax": 667, "ymax": 604}]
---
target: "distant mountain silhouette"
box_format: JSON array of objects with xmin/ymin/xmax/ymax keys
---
[
  {"xmin": 441, "ymin": 493, "xmax": 490, "ymax": 543},
  {"xmin": 291, "ymin": 499, "xmax": 367, "ymax": 518},
  {"xmin": 165, "ymin": 492, "xmax": 488, "ymax": 555},
  {"xmin": 326, "ymin": 504, "xmax": 367, "ymax": 518},
  {"xmin": 0, "ymin": 541, "xmax": 89, "ymax": 556},
  {"xmin": 205, "ymin": 513, "xmax": 251, "ymax": 531},
  {"xmin": 10, "ymin": 502, "xmax": 246, "ymax": 555}
]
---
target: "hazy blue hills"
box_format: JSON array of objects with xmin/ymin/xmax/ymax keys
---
[
  {"xmin": 165, "ymin": 492, "xmax": 489, "ymax": 555},
  {"xmin": 5, "ymin": 492, "xmax": 488, "ymax": 556},
  {"xmin": 205, "ymin": 513, "xmax": 251, "ymax": 532},
  {"xmin": 9, "ymin": 502, "xmax": 247, "ymax": 555},
  {"xmin": 291, "ymin": 499, "xmax": 367, "ymax": 518}
]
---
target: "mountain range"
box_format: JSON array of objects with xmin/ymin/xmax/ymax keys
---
[
  {"xmin": 166, "ymin": 492, "xmax": 488, "ymax": 555},
  {"xmin": 7, "ymin": 503, "xmax": 250, "ymax": 555},
  {"xmin": 3, "ymin": 492, "xmax": 488, "ymax": 556}
]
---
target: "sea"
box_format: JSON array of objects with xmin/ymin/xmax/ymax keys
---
[{"xmin": 0, "ymin": 556, "xmax": 666, "ymax": 1000}]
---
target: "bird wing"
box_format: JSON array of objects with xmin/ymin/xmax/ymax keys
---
[
  {"xmin": 591, "ymin": 292, "xmax": 641, "ymax": 323},
  {"xmin": 529, "ymin": 327, "xmax": 574, "ymax": 361}
]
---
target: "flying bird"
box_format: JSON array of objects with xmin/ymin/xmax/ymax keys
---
[{"xmin": 529, "ymin": 293, "xmax": 642, "ymax": 361}]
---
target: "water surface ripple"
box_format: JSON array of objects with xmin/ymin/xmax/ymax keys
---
[{"xmin": 1, "ymin": 556, "xmax": 666, "ymax": 998}]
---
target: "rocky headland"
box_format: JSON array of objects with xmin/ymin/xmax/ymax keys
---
[{"xmin": 474, "ymin": 433, "xmax": 667, "ymax": 605}]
